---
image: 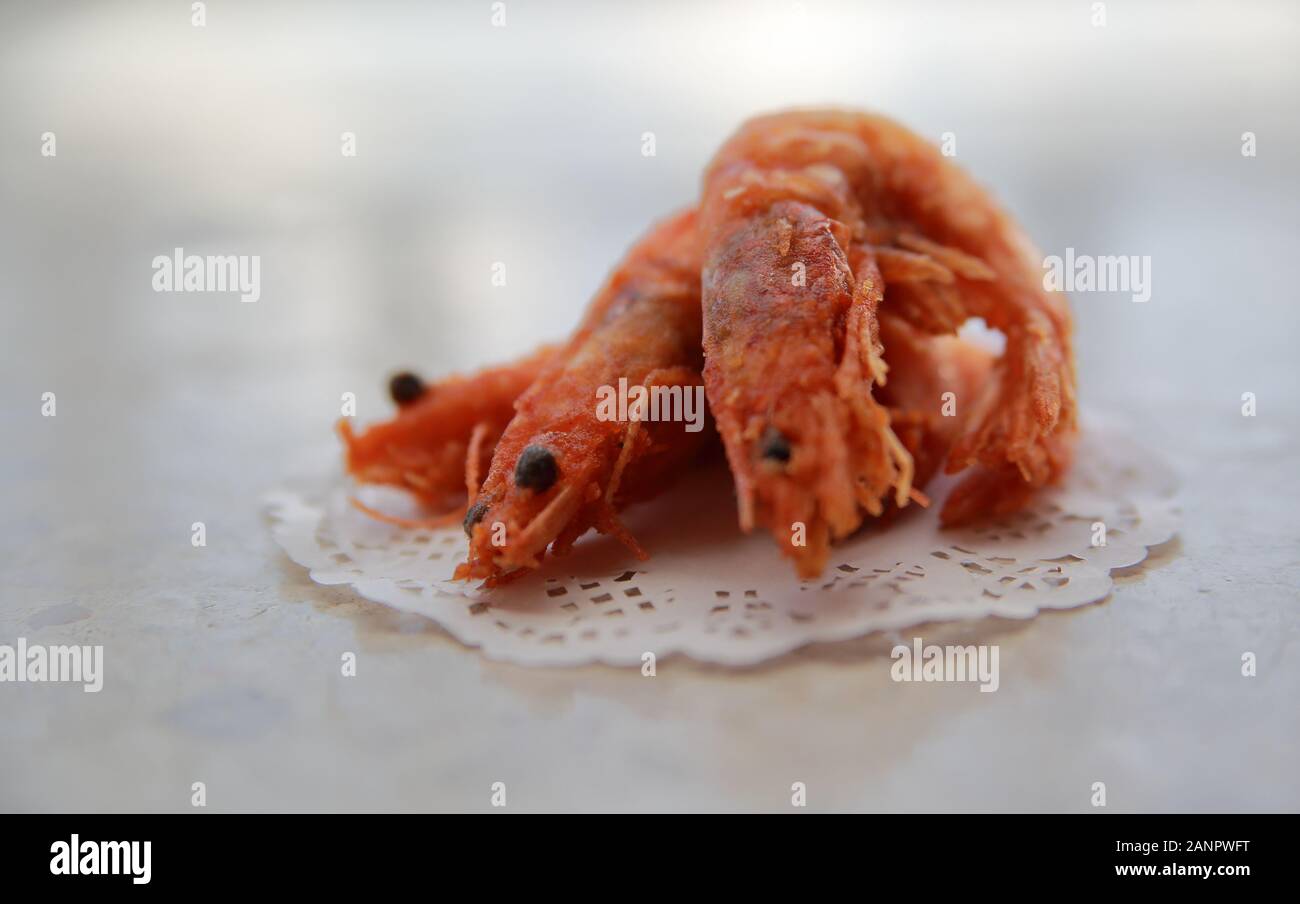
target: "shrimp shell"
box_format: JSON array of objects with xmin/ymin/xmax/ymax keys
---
[
  {"xmin": 746, "ymin": 109, "xmax": 1077, "ymax": 523},
  {"xmin": 456, "ymin": 208, "xmax": 707, "ymax": 584},
  {"xmin": 700, "ymin": 125, "xmax": 914, "ymax": 578}
]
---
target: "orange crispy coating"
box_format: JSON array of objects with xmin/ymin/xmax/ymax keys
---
[
  {"xmin": 456, "ymin": 209, "xmax": 707, "ymax": 583},
  {"xmin": 344, "ymin": 109, "xmax": 1078, "ymax": 584},
  {"xmin": 700, "ymin": 125, "xmax": 913, "ymax": 578},
  {"xmin": 702, "ymin": 111, "xmax": 1077, "ymax": 570},
  {"xmin": 745, "ymin": 110, "xmax": 1076, "ymax": 523},
  {"xmin": 338, "ymin": 346, "xmax": 555, "ymax": 514}
]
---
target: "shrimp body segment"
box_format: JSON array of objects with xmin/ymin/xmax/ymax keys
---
[{"xmin": 457, "ymin": 209, "xmax": 707, "ymax": 583}]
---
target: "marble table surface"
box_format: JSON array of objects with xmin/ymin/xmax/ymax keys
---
[{"xmin": 1, "ymin": 1, "xmax": 1296, "ymax": 812}]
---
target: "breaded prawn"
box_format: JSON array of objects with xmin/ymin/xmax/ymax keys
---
[
  {"xmin": 457, "ymin": 209, "xmax": 707, "ymax": 583},
  {"xmin": 700, "ymin": 120, "xmax": 914, "ymax": 578}
]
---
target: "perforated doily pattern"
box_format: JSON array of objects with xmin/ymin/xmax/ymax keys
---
[{"xmin": 266, "ymin": 417, "xmax": 1179, "ymax": 666}]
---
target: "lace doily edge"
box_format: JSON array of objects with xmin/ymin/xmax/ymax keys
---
[{"xmin": 264, "ymin": 490, "xmax": 1181, "ymax": 668}]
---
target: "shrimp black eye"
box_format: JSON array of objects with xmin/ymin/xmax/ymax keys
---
[
  {"xmin": 515, "ymin": 445, "xmax": 558, "ymax": 492},
  {"xmin": 463, "ymin": 499, "xmax": 489, "ymax": 537},
  {"xmin": 389, "ymin": 371, "xmax": 425, "ymax": 405},
  {"xmin": 759, "ymin": 426, "xmax": 791, "ymax": 464}
]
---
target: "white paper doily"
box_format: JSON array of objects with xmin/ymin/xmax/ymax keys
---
[{"xmin": 265, "ymin": 415, "xmax": 1179, "ymax": 666}]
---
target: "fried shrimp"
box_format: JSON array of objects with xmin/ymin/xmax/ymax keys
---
[
  {"xmin": 702, "ymin": 111, "xmax": 1076, "ymax": 573},
  {"xmin": 336, "ymin": 107, "xmax": 1079, "ymax": 586},
  {"xmin": 700, "ymin": 123, "xmax": 914, "ymax": 578},
  {"xmin": 339, "ymin": 346, "xmax": 555, "ymax": 522},
  {"xmin": 774, "ymin": 110, "xmax": 1076, "ymax": 525},
  {"xmin": 456, "ymin": 208, "xmax": 706, "ymax": 583}
]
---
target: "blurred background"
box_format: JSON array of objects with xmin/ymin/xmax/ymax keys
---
[{"xmin": 1, "ymin": 1, "xmax": 1297, "ymax": 811}]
